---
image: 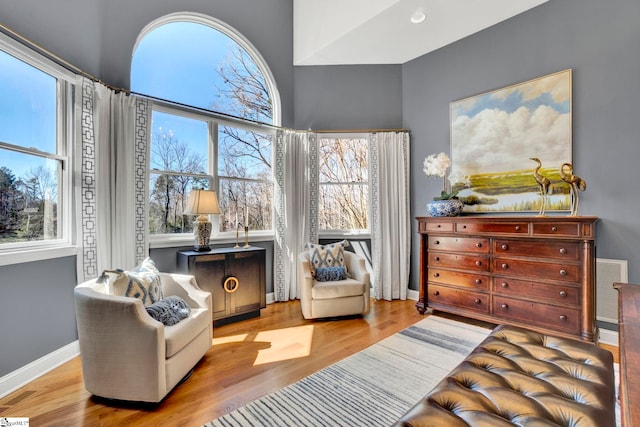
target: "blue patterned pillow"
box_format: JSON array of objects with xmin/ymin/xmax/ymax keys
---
[
  {"xmin": 145, "ymin": 295, "xmax": 191, "ymax": 326},
  {"xmin": 306, "ymin": 240, "xmax": 349, "ymax": 277},
  {"xmin": 315, "ymin": 266, "xmax": 348, "ymax": 282}
]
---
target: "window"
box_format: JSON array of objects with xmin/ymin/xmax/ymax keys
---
[
  {"xmin": 131, "ymin": 14, "xmax": 279, "ymax": 240},
  {"xmin": 318, "ymin": 135, "xmax": 369, "ymax": 233},
  {"xmin": 0, "ymin": 36, "xmax": 72, "ymax": 256}
]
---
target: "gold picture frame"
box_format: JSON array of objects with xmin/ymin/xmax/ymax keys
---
[{"xmin": 450, "ymin": 69, "xmax": 572, "ymax": 213}]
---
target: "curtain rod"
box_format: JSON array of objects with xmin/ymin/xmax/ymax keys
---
[{"xmin": 311, "ymin": 128, "xmax": 409, "ymax": 134}]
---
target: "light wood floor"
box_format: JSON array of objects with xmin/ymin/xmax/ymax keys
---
[
  {"xmin": 0, "ymin": 299, "xmax": 425, "ymax": 426},
  {"xmin": 0, "ymin": 300, "xmax": 619, "ymax": 426}
]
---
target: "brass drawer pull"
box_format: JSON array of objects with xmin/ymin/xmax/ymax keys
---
[
  {"xmin": 501, "ymin": 303, "xmax": 509, "ymax": 310},
  {"xmin": 515, "ymin": 225, "xmax": 521, "ymax": 231},
  {"xmin": 560, "ymin": 248, "xmax": 567, "ymax": 254},
  {"xmin": 474, "ymin": 299, "xmax": 481, "ymax": 304},
  {"xmin": 476, "ymin": 242, "xmax": 483, "ymax": 248},
  {"xmin": 501, "ymin": 244, "xmax": 509, "ymax": 250},
  {"xmin": 475, "ymin": 260, "xmax": 482, "ymax": 266},
  {"xmin": 501, "ymin": 263, "xmax": 509, "ymax": 270},
  {"xmin": 433, "ymin": 291, "xmax": 440, "ymax": 296},
  {"xmin": 434, "ymin": 256, "xmax": 440, "ymax": 261},
  {"xmin": 560, "ymin": 269, "xmax": 567, "ymax": 276},
  {"xmin": 433, "ymin": 272, "xmax": 440, "ymax": 278},
  {"xmin": 475, "ymin": 279, "xmax": 482, "ymax": 285},
  {"xmin": 559, "ymin": 290, "xmax": 567, "ymax": 297},
  {"xmin": 224, "ymin": 276, "xmax": 239, "ymax": 293},
  {"xmin": 434, "ymin": 240, "xmax": 440, "ymax": 245},
  {"xmin": 501, "ymin": 282, "xmax": 509, "ymax": 288},
  {"xmin": 551, "ymin": 226, "xmax": 558, "ymax": 232},
  {"xmin": 559, "ymin": 315, "xmax": 567, "ymax": 321}
]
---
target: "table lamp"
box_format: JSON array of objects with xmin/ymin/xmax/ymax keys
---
[{"xmin": 185, "ymin": 189, "xmax": 221, "ymax": 251}]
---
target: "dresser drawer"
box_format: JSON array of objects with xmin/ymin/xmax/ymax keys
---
[
  {"xmin": 429, "ymin": 252, "xmax": 490, "ymax": 271},
  {"xmin": 456, "ymin": 221, "xmax": 529, "ymax": 235},
  {"xmin": 428, "ymin": 268, "xmax": 489, "ymax": 290},
  {"xmin": 493, "ymin": 296, "xmax": 580, "ymax": 334},
  {"xmin": 423, "ymin": 220, "xmax": 454, "ymax": 233},
  {"xmin": 492, "ymin": 278, "xmax": 580, "ymax": 306},
  {"xmin": 494, "ymin": 239, "xmax": 580, "ymax": 260},
  {"xmin": 494, "ymin": 258, "xmax": 579, "ymax": 282},
  {"xmin": 428, "ymin": 284, "xmax": 489, "ymax": 314},
  {"xmin": 532, "ymin": 222, "xmax": 580, "ymax": 237},
  {"xmin": 428, "ymin": 236, "xmax": 490, "ymax": 253}
]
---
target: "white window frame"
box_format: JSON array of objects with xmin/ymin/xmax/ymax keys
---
[
  {"xmin": 318, "ymin": 133, "xmax": 371, "ymax": 239},
  {"xmin": 148, "ymin": 102, "xmax": 276, "ymax": 248},
  {"xmin": 0, "ymin": 33, "xmax": 76, "ymax": 266},
  {"xmin": 133, "ymin": 12, "xmax": 281, "ymax": 248}
]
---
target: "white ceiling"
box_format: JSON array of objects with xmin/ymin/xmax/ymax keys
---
[{"xmin": 293, "ymin": 0, "xmax": 549, "ymax": 65}]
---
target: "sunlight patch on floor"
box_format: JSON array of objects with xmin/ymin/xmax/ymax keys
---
[
  {"xmin": 253, "ymin": 325, "xmax": 314, "ymax": 366},
  {"xmin": 211, "ymin": 334, "xmax": 249, "ymax": 345}
]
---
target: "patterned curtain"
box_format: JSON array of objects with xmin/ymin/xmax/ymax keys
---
[
  {"xmin": 369, "ymin": 131, "xmax": 411, "ymax": 300},
  {"xmin": 273, "ymin": 130, "xmax": 317, "ymax": 301},
  {"xmin": 76, "ymin": 78, "xmax": 151, "ymax": 283}
]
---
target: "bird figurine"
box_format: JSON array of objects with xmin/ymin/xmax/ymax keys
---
[
  {"xmin": 560, "ymin": 163, "xmax": 587, "ymax": 216},
  {"xmin": 530, "ymin": 157, "xmax": 552, "ymax": 216}
]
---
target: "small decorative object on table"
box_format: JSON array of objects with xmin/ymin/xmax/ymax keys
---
[
  {"xmin": 530, "ymin": 157, "xmax": 553, "ymax": 216},
  {"xmin": 423, "ymin": 152, "xmax": 464, "ymax": 217},
  {"xmin": 560, "ymin": 163, "xmax": 587, "ymax": 216}
]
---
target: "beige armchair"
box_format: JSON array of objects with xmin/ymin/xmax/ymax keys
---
[
  {"xmin": 74, "ymin": 272, "xmax": 212, "ymax": 403},
  {"xmin": 298, "ymin": 251, "xmax": 371, "ymax": 319}
]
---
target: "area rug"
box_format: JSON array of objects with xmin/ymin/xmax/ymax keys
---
[{"xmin": 205, "ymin": 315, "xmax": 492, "ymax": 427}]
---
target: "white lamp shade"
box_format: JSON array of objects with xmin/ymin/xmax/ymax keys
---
[{"xmin": 185, "ymin": 189, "xmax": 221, "ymax": 215}]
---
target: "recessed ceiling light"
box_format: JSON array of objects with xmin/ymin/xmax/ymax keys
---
[{"xmin": 410, "ymin": 9, "xmax": 426, "ymax": 24}]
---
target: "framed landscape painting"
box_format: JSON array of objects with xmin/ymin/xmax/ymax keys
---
[{"xmin": 450, "ymin": 69, "xmax": 572, "ymax": 213}]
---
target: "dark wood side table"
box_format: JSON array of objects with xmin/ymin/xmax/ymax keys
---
[
  {"xmin": 177, "ymin": 246, "xmax": 266, "ymax": 326},
  {"xmin": 614, "ymin": 282, "xmax": 640, "ymax": 427}
]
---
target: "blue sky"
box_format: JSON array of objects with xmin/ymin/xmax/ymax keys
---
[
  {"xmin": 1, "ymin": 21, "xmax": 263, "ymax": 181},
  {"xmin": 0, "ymin": 50, "xmax": 57, "ymax": 179},
  {"xmin": 131, "ymin": 21, "xmax": 247, "ymax": 167}
]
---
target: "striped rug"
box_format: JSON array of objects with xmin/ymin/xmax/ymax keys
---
[{"xmin": 206, "ymin": 315, "xmax": 492, "ymax": 427}]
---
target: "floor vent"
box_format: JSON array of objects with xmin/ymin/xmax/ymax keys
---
[{"xmin": 596, "ymin": 258, "xmax": 628, "ymax": 324}]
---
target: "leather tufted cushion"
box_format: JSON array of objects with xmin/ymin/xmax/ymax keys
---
[{"xmin": 395, "ymin": 324, "xmax": 616, "ymax": 427}]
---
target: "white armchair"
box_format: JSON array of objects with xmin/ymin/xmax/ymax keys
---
[
  {"xmin": 298, "ymin": 251, "xmax": 371, "ymax": 319},
  {"xmin": 74, "ymin": 272, "xmax": 212, "ymax": 403}
]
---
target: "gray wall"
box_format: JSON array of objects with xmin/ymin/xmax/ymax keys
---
[
  {"xmin": 294, "ymin": 65, "xmax": 403, "ymax": 130},
  {"xmin": 0, "ymin": 0, "xmax": 294, "ymax": 378},
  {"xmin": 0, "ymin": 257, "xmax": 77, "ymax": 376},
  {"xmin": 404, "ymin": 0, "xmax": 640, "ymax": 290}
]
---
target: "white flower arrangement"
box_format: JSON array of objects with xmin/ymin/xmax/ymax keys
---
[{"xmin": 423, "ymin": 152, "xmax": 459, "ymax": 200}]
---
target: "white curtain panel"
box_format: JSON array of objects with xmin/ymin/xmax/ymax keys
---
[
  {"xmin": 273, "ymin": 130, "xmax": 316, "ymax": 301},
  {"xmin": 76, "ymin": 78, "xmax": 151, "ymax": 282},
  {"xmin": 370, "ymin": 131, "xmax": 411, "ymax": 300}
]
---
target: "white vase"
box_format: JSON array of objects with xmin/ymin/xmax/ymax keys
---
[{"xmin": 427, "ymin": 199, "xmax": 463, "ymax": 217}]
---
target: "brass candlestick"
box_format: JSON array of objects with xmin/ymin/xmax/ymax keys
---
[
  {"xmin": 243, "ymin": 226, "xmax": 250, "ymax": 248},
  {"xmin": 234, "ymin": 223, "xmax": 241, "ymax": 248}
]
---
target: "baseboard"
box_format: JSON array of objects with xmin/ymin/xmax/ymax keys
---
[
  {"xmin": 0, "ymin": 340, "xmax": 80, "ymax": 398},
  {"xmin": 407, "ymin": 289, "xmax": 419, "ymax": 301},
  {"xmin": 598, "ymin": 328, "xmax": 619, "ymax": 347},
  {"xmin": 267, "ymin": 292, "xmax": 274, "ymax": 304}
]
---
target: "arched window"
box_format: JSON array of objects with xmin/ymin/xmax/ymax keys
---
[{"xmin": 131, "ymin": 13, "xmax": 280, "ymax": 238}]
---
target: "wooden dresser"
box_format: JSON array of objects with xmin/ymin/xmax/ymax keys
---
[{"xmin": 417, "ymin": 216, "xmax": 598, "ymax": 341}]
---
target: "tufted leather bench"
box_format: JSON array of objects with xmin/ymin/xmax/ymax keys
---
[{"xmin": 395, "ymin": 324, "xmax": 616, "ymax": 427}]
